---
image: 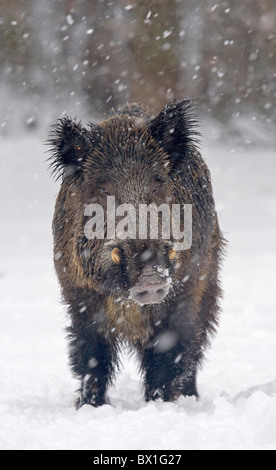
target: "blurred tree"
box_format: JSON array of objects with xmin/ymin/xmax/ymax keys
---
[
  {"xmin": 68, "ymin": 0, "xmax": 182, "ymax": 113},
  {"xmin": 123, "ymin": 0, "xmax": 181, "ymax": 111},
  {"xmin": 82, "ymin": 0, "xmax": 135, "ymax": 112},
  {"xmin": 0, "ymin": 0, "xmax": 31, "ymax": 89},
  {"xmin": 198, "ymin": 0, "xmax": 276, "ymax": 122}
]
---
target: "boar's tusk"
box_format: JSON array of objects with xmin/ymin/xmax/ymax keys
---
[
  {"xmin": 169, "ymin": 248, "xmax": 177, "ymax": 261},
  {"xmin": 111, "ymin": 247, "xmax": 121, "ymax": 264}
]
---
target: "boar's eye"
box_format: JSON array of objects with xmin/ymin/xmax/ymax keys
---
[
  {"xmin": 152, "ymin": 184, "xmax": 161, "ymax": 194},
  {"xmin": 149, "ymin": 178, "xmax": 164, "ymax": 195},
  {"xmin": 98, "ymin": 183, "xmax": 114, "ymax": 196},
  {"xmin": 100, "ymin": 187, "xmax": 111, "ymax": 196}
]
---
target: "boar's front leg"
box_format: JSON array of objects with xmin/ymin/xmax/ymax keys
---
[
  {"xmin": 69, "ymin": 327, "xmax": 116, "ymax": 408},
  {"xmin": 67, "ymin": 300, "xmax": 116, "ymax": 408},
  {"xmin": 141, "ymin": 328, "xmax": 201, "ymax": 402}
]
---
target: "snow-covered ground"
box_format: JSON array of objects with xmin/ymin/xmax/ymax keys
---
[{"xmin": 0, "ymin": 128, "xmax": 276, "ymax": 450}]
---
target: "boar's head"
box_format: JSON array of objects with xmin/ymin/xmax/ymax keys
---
[{"xmin": 49, "ymin": 100, "xmax": 201, "ymax": 306}]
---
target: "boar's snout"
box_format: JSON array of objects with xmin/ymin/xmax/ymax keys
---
[{"xmin": 130, "ymin": 273, "xmax": 171, "ymax": 306}]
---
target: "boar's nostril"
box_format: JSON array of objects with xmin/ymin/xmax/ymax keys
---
[
  {"xmin": 140, "ymin": 290, "xmax": 148, "ymax": 296},
  {"xmin": 136, "ymin": 290, "xmax": 149, "ymax": 302},
  {"xmin": 157, "ymin": 288, "xmax": 165, "ymax": 295}
]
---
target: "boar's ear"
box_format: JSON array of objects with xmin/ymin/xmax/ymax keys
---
[
  {"xmin": 48, "ymin": 117, "xmax": 99, "ymax": 180},
  {"xmin": 148, "ymin": 99, "xmax": 200, "ymax": 168}
]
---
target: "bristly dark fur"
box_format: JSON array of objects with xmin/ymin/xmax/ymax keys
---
[
  {"xmin": 149, "ymin": 99, "xmax": 201, "ymax": 166},
  {"xmin": 47, "ymin": 117, "xmax": 101, "ymax": 180},
  {"xmin": 47, "ymin": 100, "xmax": 200, "ymax": 180},
  {"xmin": 48, "ymin": 99, "xmax": 225, "ymax": 408}
]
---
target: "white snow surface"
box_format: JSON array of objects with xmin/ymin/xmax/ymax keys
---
[{"xmin": 0, "ymin": 131, "xmax": 276, "ymax": 450}]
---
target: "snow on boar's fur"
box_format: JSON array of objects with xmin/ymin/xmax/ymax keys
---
[{"xmin": 48, "ymin": 100, "xmax": 225, "ymax": 408}]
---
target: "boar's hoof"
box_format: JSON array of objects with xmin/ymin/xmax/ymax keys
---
[{"xmin": 75, "ymin": 394, "xmax": 108, "ymax": 409}]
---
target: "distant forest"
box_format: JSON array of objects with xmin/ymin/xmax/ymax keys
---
[{"xmin": 1, "ymin": 0, "xmax": 275, "ymax": 133}]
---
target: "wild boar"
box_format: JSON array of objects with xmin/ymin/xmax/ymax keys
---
[{"xmin": 48, "ymin": 100, "xmax": 224, "ymax": 407}]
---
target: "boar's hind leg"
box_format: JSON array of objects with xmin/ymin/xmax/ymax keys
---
[
  {"xmin": 141, "ymin": 338, "xmax": 200, "ymax": 402},
  {"xmin": 68, "ymin": 326, "xmax": 116, "ymax": 408}
]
